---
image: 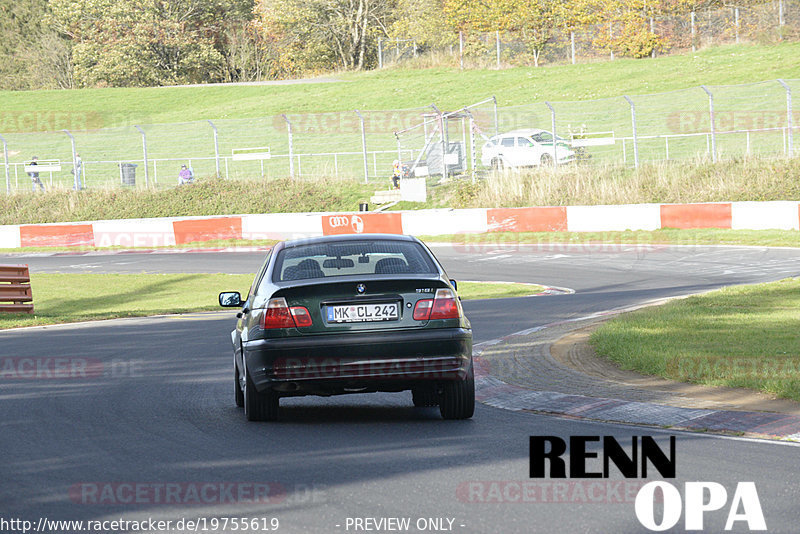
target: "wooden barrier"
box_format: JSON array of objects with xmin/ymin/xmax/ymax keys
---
[{"xmin": 0, "ymin": 264, "xmax": 34, "ymax": 314}]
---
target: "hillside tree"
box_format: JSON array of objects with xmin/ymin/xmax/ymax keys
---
[{"xmin": 255, "ymin": 0, "xmax": 395, "ymax": 72}]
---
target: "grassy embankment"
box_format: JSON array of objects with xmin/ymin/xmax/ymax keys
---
[
  {"xmin": 0, "ymin": 274, "xmax": 543, "ymax": 330},
  {"xmin": 4, "ymin": 156, "xmax": 800, "ymax": 225},
  {"xmin": 1, "ymin": 42, "xmax": 798, "ymax": 185},
  {"xmin": 590, "ymin": 278, "xmax": 800, "ymax": 402},
  {"xmin": 3, "ymin": 43, "xmax": 799, "ymax": 124}
]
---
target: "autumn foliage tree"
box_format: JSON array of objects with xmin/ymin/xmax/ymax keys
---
[
  {"xmin": 0, "ymin": 0, "xmax": 787, "ymax": 88},
  {"xmin": 254, "ymin": 0, "xmax": 394, "ymax": 72},
  {"xmin": 48, "ymin": 0, "xmax": 254, "ymax": 86}
]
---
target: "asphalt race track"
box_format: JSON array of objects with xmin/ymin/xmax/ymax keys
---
[{"xmin": 2, "ymin": 243, "xmax": 800, "ymax": 533}]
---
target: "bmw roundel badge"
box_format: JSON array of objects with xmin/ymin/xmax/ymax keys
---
[{"xmin": 356, "ymin": 283, "xmax": 366, "ymax": 294}]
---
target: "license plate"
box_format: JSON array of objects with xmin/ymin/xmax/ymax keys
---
[{"xmin": 327, "ymin": 302, "xmax": 399, "ymax": 323}]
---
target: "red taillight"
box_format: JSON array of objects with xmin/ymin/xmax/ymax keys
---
[
  {"xmin": 413, "ymin": 299, "xmax": 433, "ymax": 320},
  {"xmin": 262, "ymin": 298, "xmax": 312, "ymax": 329},
  {"xmin": 413, "ymin": 289, "xmax": 461, "ymax": 321},
  {"xmin": 290, "ymin": 306, "xmax": 313, "ymax": 327},
  {"xmin": 430, "ymin": 288, "xmax": 460, "ymax": 319}
]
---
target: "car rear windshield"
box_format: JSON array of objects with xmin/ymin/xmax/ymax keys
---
[{"xmin": 273, "ymin": 240, "xmax": 438, "ymax": 282}]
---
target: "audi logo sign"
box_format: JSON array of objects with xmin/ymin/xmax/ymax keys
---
[
  {"xmin": 322, "ymin": 213, "xmax": 403, "ymax": 236},
  {"xmin": 327, "ymin": 216, "xmax": 349, "ymax": 227},
  {"xmin": 328, "ymin": 215, "xmax": 364, "ymax": 233}
]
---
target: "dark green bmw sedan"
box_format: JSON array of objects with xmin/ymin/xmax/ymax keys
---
[{"xmin": 219, "ymin": 234, "xmax": 474, "ymax": 422}]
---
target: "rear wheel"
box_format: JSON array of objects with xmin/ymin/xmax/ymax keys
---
[
  {"xmin": 412, "ymin": 386, "xmax": 438, "ymax": 407},
  {"xmin": 540, "ymin": 153, "xmax": 554, "ymax": 166},
  {"xmin": 439, "ymin": 364, "xmax": 475, "ymax": 420},
  {"xmin": 243, "ymin": 364, "xmax": 279, "ymax": 422}
]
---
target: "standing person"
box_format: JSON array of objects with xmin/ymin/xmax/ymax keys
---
[
  {"xmin": 391, "ymin": 160, "xmax": 402, "ymax": 190},
  {"xmin": 27, "ymin": 156, "xmax": 45, "ymax": 192},
  {"xmin": 178, "ymin": 164, "xmax": 193, "ymax": 185}
]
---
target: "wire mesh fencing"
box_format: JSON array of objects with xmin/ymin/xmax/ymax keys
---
[
  {"xmin": 382, "ymin": 2, "xmax": 800, "ymax": 68},
  {"xmin": 1, "ymin": 79, "xmax": 798, "ymax": 193}
]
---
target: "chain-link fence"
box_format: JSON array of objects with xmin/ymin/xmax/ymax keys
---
[
  {"xmin": 380, "ymin": 1, "xmax": 800, "ymax": 68},
  {"xmin": 1, "ymin": 79, "xmax": 798, "ymax": 192}
]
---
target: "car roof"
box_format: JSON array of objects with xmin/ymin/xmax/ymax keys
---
[
  {"xmin": 494, "ymin": 129, "xmax": 548, "ymax": 137},
  {"xmin": 281, "ymin": 233, "xmax": 418, "ymax": 249}
]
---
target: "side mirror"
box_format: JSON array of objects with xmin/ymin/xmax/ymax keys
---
[
  {"xmin": 219, "ymin": 291, "xmax": 242, "ymax": 307},
  {"xmin": 449, "ymin": 279, "xmax": 458, "ymax": 292}
]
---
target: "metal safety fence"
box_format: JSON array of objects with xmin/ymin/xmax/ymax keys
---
[
  {"xmin": 1, "ymin": 78, "xmax": 798, "ymax": 192},
  {"xmin": 380, "ymin": 1, "xmax": 800, "ymax": 68}
]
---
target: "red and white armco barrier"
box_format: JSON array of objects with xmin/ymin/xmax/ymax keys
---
[{"xmin": 0, "ymin": 201, "xmax": 797, "ymax": 249}]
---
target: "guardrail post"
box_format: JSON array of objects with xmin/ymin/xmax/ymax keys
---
[
  {"xmin": 570, "ymin": 32, "xmax": 576, "ymax": 64},
  {"xmin": 495, "ymin": 30, "xmax": 501, "ymax": 69},
  {"xmin": 468, "ymin": 112, "xmax": 477, "ymax": 183},
  {"xmin": 650, "ymin": 17, "xmax": 656, "ymax": 58},
  {"xmin": 544, "ymin": 101, "xmax": 558, "ymax": 168},
  {"xmin": 700, "ymin": 85, "xmax": 717, "ymax": 162},
  {"xmin": 623, "ymin": 96, "xmax": 640, "ymax": 168},
  {"xmin": 492, "ymin": 96, "xmax": 499, "ymax": 136},
  {"xmin": 394, "ymin": 133, "xmax": 403, "ymax": 166},
  {"xmin": 208, "ymin": 120, "xmax": 221, "ymax": 177},
  {"xmin": 432, "ymin": 104, "xmax": 447, "ymax": 178},
  {"xmin": 62, "ymin": 130, "xmax": 81, "ymax": 190},
  {"xmin": 354, "ymin": 110, "xmax": 369, "ymax": 183},
  {"xmin": 0, "ymin": 134, "xmax": 9, "ymax": 193},
  {"xmin": 282, "ymin": 114, "xmax": 295, "ymax": 179},
  {"xmin": 134, "ymin": 126, "xmax": 150, "ymax": 187},
  {"xmin": 459, "ymin": 31, "xmax": 464, "ymax": 70},
  {"xmin": 778, "ymin": 79, "xmax": 793, "ymax": 157}
]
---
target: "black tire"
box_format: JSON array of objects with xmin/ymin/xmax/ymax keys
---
[
  {"xmin": 243, "ymin": 364, "xmax": 279, "ymax": 422},
  {"xmin": 491, "ymin": 158, "xmax": 504, "ymax": 171},
  {"xmin": 439, "ymin": 364, "xmax": 475, "ymax": 420},
  {"xmin": 540, "ymin": 153, "xmax": 554, "ymax": 166},
  {"xmin": 234, "ymin": 363, "xmax": 244, "ymax": 408},
  {"xmin": 412, "ymin": 386, "xmax": 438, "ymax": 407}
]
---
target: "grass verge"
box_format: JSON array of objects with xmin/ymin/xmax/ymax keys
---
[
  {"xmin": 0, "ymin": 178, "xmax": 380, "ymax": 225},
  {"xmin": 2, "ymin": 157, "xmax": 800, "ymax": 226},
  {"xmin": 454, "ymin": 157, "xmax": 800, "ymax": 207},
  {"xmin": 590, "ymin": 278, "xmax": 800, "ymax": 402},
  {"xmin": 0, "ymin": 274, "xmax": 543, "ymax": 329},
  {"xmin": 1, "ymin": 229, "xmax": 797, "ymax": 254}
]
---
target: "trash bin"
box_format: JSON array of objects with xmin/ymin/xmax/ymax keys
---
[
  {"xmin": 120, "ymin": 163, "xmax": 137, "ymax": 186},
  {"xmin": 358, "ymin": 202, "xmax": 369, "ymax": 212}
]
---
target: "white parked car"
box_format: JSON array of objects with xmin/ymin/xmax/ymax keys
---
[{"xmin": 481, "ymin": 129, "xmax": 575, "ymax": 169}]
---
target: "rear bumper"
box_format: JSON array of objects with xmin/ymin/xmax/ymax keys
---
[{"xmin": 243, "ymin": 328, "xmax": 472, "ymax": 394}]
